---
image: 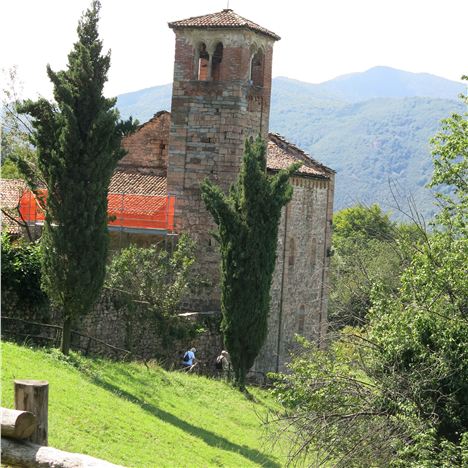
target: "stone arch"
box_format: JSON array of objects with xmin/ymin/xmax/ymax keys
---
[
  {"xmin": 211, "ymin": 42, "xmax": 223, "ymax": 81},
  {"xmin": 250, "ymin": 48, "xmax": 265, "ymax": 86},
  {"xmin": 197, "ymin": 42, "xmax": 209, "ymax": 81}
]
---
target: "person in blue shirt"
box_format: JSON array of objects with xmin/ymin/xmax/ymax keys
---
[{"xmin": 182, "ymin": 347, "xmax": 197, "ymax": 370}]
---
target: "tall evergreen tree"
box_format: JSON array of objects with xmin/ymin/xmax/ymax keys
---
[
  {"xmin": 19, "ymin": 1, "xmax": 135, "ymax": 354},
  {"xmin": 201, "ymin": 137, "xmax": 299, "ymax": 390}
]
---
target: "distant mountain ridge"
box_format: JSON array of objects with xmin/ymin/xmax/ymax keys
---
[
  {"xmin": 116, "ymin": 67, "xmax": 465, "ymax": 219},
  {"xmin": 293, "ymin": 66, "xmax": 465, "ymax": 102}
]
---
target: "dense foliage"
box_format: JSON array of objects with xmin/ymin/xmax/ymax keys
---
[
  {"xmin": 18, "ymin": 1, "xmax": 135, "ymax": 354},
  {"xmin": 1, "ymin": 233, "xmax": 49, "ymax": 321},
  {"xmin": 271, "ymin": 82, "xmax": 468, "ymax": 466},
  {"xmin": 201, "ymin": 137, "xmax": 299, "ymax": 390},
  {"xmin": 329, "ymin": 204, "xmax": 423, "ymax": 327},
  {"xmin": 105, "ymin": 235, "xmax": 197, "ymax": 354}
]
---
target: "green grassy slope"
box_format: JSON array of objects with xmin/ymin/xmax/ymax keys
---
[{"xmin": 2, "ymin": 342, "xmax": 285, "ymax": 467}]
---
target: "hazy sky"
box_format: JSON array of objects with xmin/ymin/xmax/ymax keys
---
[{"xmin": 1, "ymin": 0, "xmax": 467, "ymax": 99}]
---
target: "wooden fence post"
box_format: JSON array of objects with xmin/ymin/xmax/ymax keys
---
[{"xmin": 14, "ymin": 380, "xmax": 49, "ymax": 446}]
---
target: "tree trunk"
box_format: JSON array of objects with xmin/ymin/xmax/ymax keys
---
[
  {"xmin": 14, "ymin": 380, "xmax": 48, "ymax": 446},
  {"xmin": 1, "ymin": 408, "xmax": 36, "ymax": 439},
  {"xmin": 1, "ymin": 438, "xmax": 125, "ymax": 467},
  {"xmin": 61, "ymin": 317, "xmax": 72, "ymax": 355}
]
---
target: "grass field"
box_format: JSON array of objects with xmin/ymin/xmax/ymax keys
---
[{"xmin": 2, "ymin": 342, "xmax": 288, "ymax": 467}]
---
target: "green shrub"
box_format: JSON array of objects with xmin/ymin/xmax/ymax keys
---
[{"xmin": 1, "ymin": 233, "xmax": 49, "ymax": 321}]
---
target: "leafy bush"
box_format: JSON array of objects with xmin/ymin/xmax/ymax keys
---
[
  {"xmin": 105, "ymin": 234, "xmax": 197, "ymax": 353},
  {"xmin": 1, "ymin": 233, "xmax": 49, "ymax": 321}
]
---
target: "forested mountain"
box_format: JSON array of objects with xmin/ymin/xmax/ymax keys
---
[{"xmin": 116, "ymin": 67, "xmax": 465, "ymax": 218}]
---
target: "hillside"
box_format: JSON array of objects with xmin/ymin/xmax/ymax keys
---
[
  {"xmin": 116, "ymin": 68, "xmax": 465, "ymax": 218},
  {"xmin": 1, "ymin": 342, "xmax": 286, "ymax": 467}
]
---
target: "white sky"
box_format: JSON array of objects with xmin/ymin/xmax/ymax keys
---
[{"xmin": 1, "ymin": 0, "xmax": 467, "ymax": 99}]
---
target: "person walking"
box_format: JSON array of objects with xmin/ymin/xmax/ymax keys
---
[
  {"xmin": 182, "ymin": 347, "xmax": 197, "ymax": 371},
  {"xmin": 215, "ymin": 350, "xmax": 231, "ymax": 378}
]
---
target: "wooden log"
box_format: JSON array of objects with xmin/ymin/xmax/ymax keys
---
[
  {"xmin": 14, "ymin": 379, "xmax": 49, "ymax": 446},
  {"xmin": 1, "ymin": 407, "xmax": 36, "ymax": 439},
  {"xmin": 1, "ymin": 437, "xmax": 125, "ymax": 467}
]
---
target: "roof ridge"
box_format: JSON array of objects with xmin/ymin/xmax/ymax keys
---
[
  {"xmin": 268, "ymin": 132, "xmax": 335, "ymax": 174},
  {"xmin": 168, "ymin": 9, "xmax": 280, "ymax": 41}
]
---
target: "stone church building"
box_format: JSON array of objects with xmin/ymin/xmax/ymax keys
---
[
  {"xmin": 117, "ymin": 9, "xmax": 335, "ymax": 374},
  {"xmin": 2, "ymin": 9, "xmax": 334, "ymax": 375}
]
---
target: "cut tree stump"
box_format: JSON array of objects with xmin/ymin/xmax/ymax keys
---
[
  {"xmin": 1, "ymin": 407, "xmax": 37, "ymax": 439},
  {"xmin": 14, "ymin": 379, "xmax": 49, "ymax": 446},
  {"xmin": 1, "ymin": 437, "xmax": 126, "ymax": 467}
]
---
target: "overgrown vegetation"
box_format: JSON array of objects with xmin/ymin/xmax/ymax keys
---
[
  {"xmin": 105, "ymin": 234, "xmax": 198, "ymax": 355},
  {"xmin": 329, "ymin": 203, "xmax": 423, "ymax": 328},
  {"xmin": 2, "ymin": 342, "xmax": 287, "ymax": 467},
  {"xmin": 17, "ymin": 1, "xmax": 136, "ymax": 354},
  {"xmin": 270, "ymin": 80, "xmax": 468, "ymax": 467},
  {"xmin": 1, "ymin": 233, "xmax": 49, "ymax": 321},
  {"xmin": 201, "ymin": 137, "xmax": 299, "ymax": 391}
]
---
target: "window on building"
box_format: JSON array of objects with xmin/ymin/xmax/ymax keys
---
[
  {"xmin": 212, "ymin": 42, "xmax": 223, "ymax": 81},
  {"xmin": 250, "ymin": 50, "xmax": 264, "ymax": 86},
  {"xmin": 198, "ymin": 43, "xmax": 209, "ymax": 81},
  {"xmin": 288, "ymin": 237, "xmax": 296, "ymax": 267},
  {"xmin": 298, "ymin": 305, "xmax": 305, "ymax": 335},
  {"xmin": 311, "ymin": 237, "xmax": 317, "ymax": 270}
]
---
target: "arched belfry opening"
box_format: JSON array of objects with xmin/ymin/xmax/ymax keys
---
[
  {"xmin": 212, "ymin": 42, "xmax": 223, "ymax": 81},
  {"xmin": 197, "ymin": 43, "xmax": 209, "ymax": 80},
  {"xmin": 250, "ymin": 50, "xmax": 264, "ymax": 86}
]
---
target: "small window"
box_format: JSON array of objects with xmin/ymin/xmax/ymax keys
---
[
  {"xmin": 298, "ymin": 305, "xmax": 306, "ymax": 334},
  {"xmin": 288, "ymin": 238, "xmax": 295, "ymax": 267},
  {"xmin": 212, "ymin": 43, "xmax": 223, "ymax": 81},
  {"xmin": 311, "ymin": 237, "xmax": 317, "ymax": 270},
  {"xmin": 250, "ymin": 50, "xmax": 264, "ymax": 86},
  {"xmin": 198, "ymin": 43, "xmax": 209, "ymax": 81}
]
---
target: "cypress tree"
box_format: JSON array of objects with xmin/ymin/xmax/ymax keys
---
[
  {"xmin": 201, "ymin": 137, "xmax": 299, "ymax": 390},
  {"xmin": 19, "ymin": 1, "xmax": 135, "ymax": 354}
]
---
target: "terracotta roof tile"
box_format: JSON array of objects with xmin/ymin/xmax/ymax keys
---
[
  {"xmin": 267, "ymin": 133, "xmax": 334, "ymax": 179},
  {"xmin": 110, "ymin": 171, "xmax": 167, "ymax": 196},
  {"xmin": 169, "ymin": 9, "xmax": 280, "ymax": 41}
]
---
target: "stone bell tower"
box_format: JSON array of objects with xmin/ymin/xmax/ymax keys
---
[{"xmin": 167, "ymin": 10, "xmax": 280, "ymax": 311}]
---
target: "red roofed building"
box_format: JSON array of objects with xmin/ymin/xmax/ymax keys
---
[
  {"xmin": 1, "ymin": 9, "xmax": 334, "ymax": 374},
  {"xmin": 115, "ymin": 9, "xmax": 335, "ymax": 373}
]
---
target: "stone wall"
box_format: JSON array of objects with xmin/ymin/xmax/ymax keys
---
[
  {"xmin": 75, "ymin": 292, "xmax": 224, "ymax": 373},
  {"xmin": 254, "ymin": 175, "xmax": 334, "ymax": 374}
]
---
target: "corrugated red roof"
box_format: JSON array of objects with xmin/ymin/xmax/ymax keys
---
[
  {"xmin": 110, "ymin": 171, "xmax": 167, "ymax": 196},
  {"xmin": 169, "ymin": 9, "xmax": 280, "ymax": 41},
  {"xmin": 267, "ymin": 133, "xmax": 334, "ymax": 179}
]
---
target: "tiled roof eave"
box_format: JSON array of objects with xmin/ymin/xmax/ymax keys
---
[
  {"xmin": 266, "ymin": 167, "xmax": 331, "ymax": 180},
  {"xmin": 168, "ymin": 9, "xmax": 280, "ymax": 41},
  {"xmin": 169, "ymin": 24, "xmax": 280, "ymax": 41},
  {"xmin": 268, "ymin": 132, "xmax": 336, "ymax": 175}
]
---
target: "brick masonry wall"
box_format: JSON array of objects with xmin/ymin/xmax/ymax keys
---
[
  {"xmin": 119, "ymin": 111, "xmax": 170, "ymax": 176},
  {"xmin": 167, "ymin": 29, "xmax": 275, "ymax": 311}
]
